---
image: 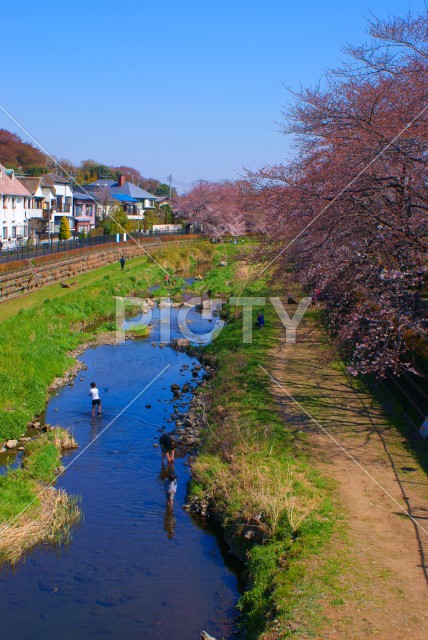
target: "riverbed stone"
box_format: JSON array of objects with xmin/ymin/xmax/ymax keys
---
[
  {"xmin": 54, "ymin": 465, "xmax": 66, "ymax": 475},
  {"xmin": 170, "ymin": 338, "xmax": 191, "ymax": 351},
  {"xmin": 5, "ymin": 440, "xmax": 18, "ymax": 449}
]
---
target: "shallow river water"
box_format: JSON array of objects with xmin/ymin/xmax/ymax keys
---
[{"xmin": 0, "ymin": 303, "xmax": 241, "ymax": 640}]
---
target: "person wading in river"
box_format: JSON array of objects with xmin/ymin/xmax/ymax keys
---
[
  {"xmin": 165, "ymin": 472, "xmax": 177, "ymax": 510},
  {"xmin": 89, "ymin": 381, "xmax": 102, "ymax": 417},
  {"xmin": 159, "ymin": 433, "xmax": 176, "ymax": 467}
]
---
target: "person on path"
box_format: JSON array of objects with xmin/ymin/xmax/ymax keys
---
[
  {"xmin": 120, "ymin": 256, "xmax": 125, "ymax": 271},
  {"xmin": 164, "ymin": 273, "xmax": 170, "ymax": 285},
  {"xmin": 256, "ymin": 312, "xmax": 265, "ymax": 329},
  {"xmin": 165, "ymin": 472, "xmax": 177, "ymax": 510},
  {"xmin": 89, "ymin": 381, "xmax": 102, "ymax": 417},
  {"xmin": 159, "ymin": 433, "xmax": 176, "ymax": 467}
]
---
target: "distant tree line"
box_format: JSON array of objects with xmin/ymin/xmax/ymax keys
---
[{"xmin": 0, "ymin": 129, "xmax": 176, "ymax": 197}]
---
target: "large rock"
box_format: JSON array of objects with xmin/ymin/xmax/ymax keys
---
[
  {"xmin": 170, "ymin": 338, "xmax": 191, "ymax": 351},
  {"xmin": 5, "ymin": 440, "xmax": 18, "ymax": 449}
]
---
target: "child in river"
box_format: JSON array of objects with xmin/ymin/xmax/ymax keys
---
[
  {"xmin": 165, "ymin": 473, "xmax": 177, "ymax": 509},
  {"xmin": 159, "ymin": 433, "xmax": 176, "ymax": 467},
  {"xmin": 89, "ymin": 381, "xmax": 102, "ymax": 417}
]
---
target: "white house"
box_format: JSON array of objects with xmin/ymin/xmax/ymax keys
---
[
  {"xmin": 0, "ymin": 164, "xmax": 37, "ymax": 247},
  {"xmin": 17, "ymin": 176, "xmax": 56, "ymax": 239},
  {"xmin": 42, "ymin": 173, "xmax": 74, "ymax": 234}
]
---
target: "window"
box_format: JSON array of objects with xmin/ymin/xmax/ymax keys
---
[
  {"xmin": 75, "ymin": 204, "xmax": 83, "ymax": 216},
  {"xmin": 12, "ymin": 226, "xmax": 16, "ymax": 238},
  {"xmin": 24, "ymin": 225, "xmax": 28, "ymax": 237},
  {"xmin": 12, "ymin": 198, "xmax": 16, "ymax": 209},
  {"xmin": 2, "ymin": 227, "xmax": 7, "ymax": 239}
]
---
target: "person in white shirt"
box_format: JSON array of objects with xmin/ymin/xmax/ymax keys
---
[
  {"xmin": 165, "ymin": 473, "xmax": 177, "ymax": 509},
  {"xmin": 89, "ymin": 381, "xmax": 102, "ymax": 417}
]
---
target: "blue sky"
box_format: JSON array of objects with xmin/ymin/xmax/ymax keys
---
[{"xmin": 0, "ymin": 0, "xmax": 426, "ymax": 189}]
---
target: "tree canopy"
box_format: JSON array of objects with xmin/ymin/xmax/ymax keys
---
[{"xmin": 249, "ymin": 10, "xmax": 428, "ymax": 377}]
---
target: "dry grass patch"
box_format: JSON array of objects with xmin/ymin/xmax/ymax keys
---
[{"xmin": 0, "ymin": 487, "xmax": 81, "ymax": 565}]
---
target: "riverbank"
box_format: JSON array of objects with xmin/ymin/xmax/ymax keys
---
[
  {"xmin": 0, "ymin": 427, "xmax": 80, "ymax": 565},
  {"xmin": 186, "ymin": 264, "xmax": 428, "ymax": 638},
  {"xmin": 0, "ymin": 240, "xmax": 224, "ymax": 564},
  {"xmin": 0, "ymin": 241, "xmax": 217, "ymax": 444},
  {"xmin": 183, "ymin": 268, "xmax": 336, "ymax": 638}
]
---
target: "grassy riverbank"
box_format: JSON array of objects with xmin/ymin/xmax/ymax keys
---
[
  {"xmin": 0, "ymin": 241, "xmax": 216, "ymax": 443},
  {"xmin": 187, "ymin": 265, "xmax": 337, "ymax": 638},
  {"xmin": 0, "ymin": 240, "xmax": 218, "ymax": 564},
  {"xmin": 0, "ymin": 428, "xmax": 80, "ymax": 565}
]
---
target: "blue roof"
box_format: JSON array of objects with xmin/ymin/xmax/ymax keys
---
[{"xmin": 113, "ymin": 194, "xmax": 139, "ymax": 203}]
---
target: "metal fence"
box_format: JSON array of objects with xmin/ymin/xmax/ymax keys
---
[{"xmin": 0, "ymin": 228, "xmax": 198, "ymax": 264}]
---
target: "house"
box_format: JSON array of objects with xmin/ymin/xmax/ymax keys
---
[
  {"xmin": 42, "ymin": 173, "xmax": 74, "ymax": 235},
  {"xmin": 17, "ymin": 176, "xmax": 56, "ymax": 239},
  {"xmin": 85, "ymin": 175, "xmax": 157, "ymax": 222},
  {"xmin": 73, "ymin": 191, "xmax": 96, "ymax": 234},
  {"xmin": 0, "ymin": 164, "xmax": 36, "ymax": 247}
]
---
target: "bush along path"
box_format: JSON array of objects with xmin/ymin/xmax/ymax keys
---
[
  {"xmin": 184, "ymin": 267, "xmax": 337, "ymax": 639},
  {"xmin": 0, "ymin": 241, "xmax": 218, "ymax": 564}
]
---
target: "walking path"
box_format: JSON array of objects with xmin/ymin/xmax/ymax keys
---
[{"xmin": 268, "ymin": 312, "xmax": 428, "ymax": 639}]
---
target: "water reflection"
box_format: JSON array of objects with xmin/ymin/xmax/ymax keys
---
[{"xmin": 163, "ymin": 509, "xmax": 176, "ymax": 540}]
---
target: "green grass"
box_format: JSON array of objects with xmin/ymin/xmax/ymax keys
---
[
  {"xmin": 0, "ymin": 470, "xmax": 37, "ymax": 523},
  {"xmin": 0, "ymin": 431, "xmax": 64, "ymax": 524}
]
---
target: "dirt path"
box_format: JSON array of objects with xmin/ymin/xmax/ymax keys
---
[{"xmin": 268, "ymin": 313, "xmax": 428, "ymax": 639}]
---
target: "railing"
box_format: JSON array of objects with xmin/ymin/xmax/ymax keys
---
[
  {"xmin": 55, "ymin": 204, "xmax": 72, "ymax": 213},
  {"xmin": 0, "ymin": 228, "xmax": 201, "ymax": 264}
]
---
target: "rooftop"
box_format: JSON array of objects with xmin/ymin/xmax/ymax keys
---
[{"xmin": 0, "ymin": 164, "xmax": 32, "ymax": 197}]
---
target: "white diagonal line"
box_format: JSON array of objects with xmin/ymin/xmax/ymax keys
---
[
  {"xmin": 0, "ymin": 363, "xmax": 171, "ymax": 534},
  {"xmin": 258, "ymin": 102, "xmax": 428, "ymax": 276},
  {"xmin": 258, "ymin": 364, "xmax": 428, "ymax": 537}
]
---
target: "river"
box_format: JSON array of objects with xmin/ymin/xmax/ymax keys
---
[{"xmin": 0, "ymin": 300, "xmax": 241, "ymax": 640}]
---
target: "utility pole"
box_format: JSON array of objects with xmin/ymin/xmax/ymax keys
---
[{"xmin": 168, "ymin": 174, "xmax": 172, "ymax": 206}]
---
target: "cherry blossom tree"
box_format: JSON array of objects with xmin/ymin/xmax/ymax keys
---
[
  {"xmin": 251, "ymin": 10, "xmax": 428, "ymax": 376},
  {"xmin": 174, "ymin": 181, "xmax": 247, "ymax": 237}
]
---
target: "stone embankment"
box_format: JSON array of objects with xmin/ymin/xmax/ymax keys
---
[{"xmin": 0, "ymin": 235, "xmax": 199, "ymax": 302}]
